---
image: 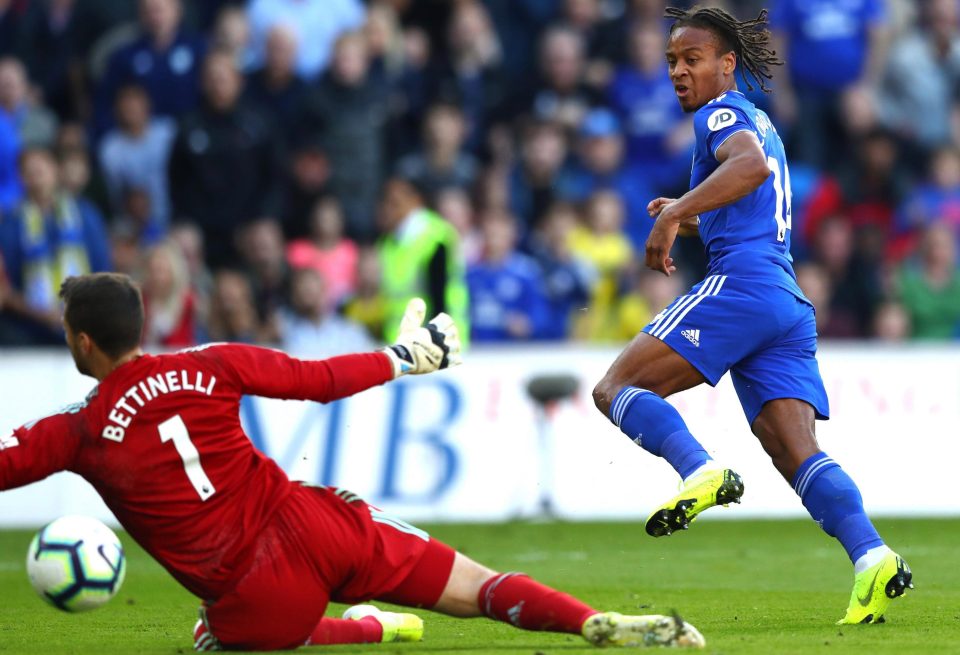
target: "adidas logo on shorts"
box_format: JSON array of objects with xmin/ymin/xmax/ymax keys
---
[{"xmin": 681, "ymin": 329, "xmax": 701, "ymax": 347}]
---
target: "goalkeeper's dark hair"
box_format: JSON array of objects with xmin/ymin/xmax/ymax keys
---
[
  {"xmin": 60, "ymin": 273, "xmax": 144, "ymax": 358},
  {"xmin": 665, "ymin": 5, "xmax": 783, "ymax": 93}
]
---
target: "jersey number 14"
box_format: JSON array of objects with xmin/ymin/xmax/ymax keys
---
[{"xmin": 767, "ymin": 156, "xmax": 792, "ymax": 242}]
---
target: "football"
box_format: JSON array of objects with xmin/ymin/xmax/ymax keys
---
[{"xmin": 25, "ymin": 515, "xmax": 126, "ymax": 612}]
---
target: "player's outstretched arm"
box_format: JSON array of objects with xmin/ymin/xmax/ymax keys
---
[
  {"xmin": 645, "ymin": 132, "xmax": 769, "ymax": 275},
  {"xmin": 192, "ymin": 298, "xmax": 460, "ymax": 403},
  {"xmin": 382, "ymin": 298, "xmax": 463, "ymax": 378},
  {"xmin": 196, "ymin": 301, "xmax": 461, "ymax": 403}
]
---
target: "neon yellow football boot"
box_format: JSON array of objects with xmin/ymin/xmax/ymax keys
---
[
  {"xmin": 645, "ymin": 468, "xmax": 744, "ymax": 537},
  {"xmin": 837, "ymin": 552, "xmax": 913, "ymax": 625},
  {"xmin": 582, "ymin": 611, "xmax": 705, "ymax": 648},
  {"xmin": 342, "ymin": 604, "xmax": 424, "ymax": 642}
]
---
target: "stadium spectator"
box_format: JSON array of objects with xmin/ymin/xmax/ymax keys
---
[
  {"xmin": 802, "ymin": 128, "xmax": 911, "ymax": 256},
  {"xmin": 395, "ymin": 101, "xmax": 479, "ymax": 197},
  {"xmin": 295, "ymin": 31, "xmax": 389, "ymax": 243},
  {"xmin": 559, "ymin": 108, "xmax": 657, "ymax": 252},
  {"xmin": 809, "ymin": 215, "xmax": 883, "ymax": 338},
  {"xmin": 95, "ymin": 0, "xmax": 206, "ymax": 136},
  {"xmin": 467, "ymin": 209, "xmax": 549, "ymax": 341},
  {"xmin": 376, "ymin": 176, "xmax": 468, "ymax": 342},
  {"xmin": 168, "ymin": 221, "xmax": 212, "ymax": 315},
  {"xmin": 363, "ymin": 1, "xmax": 405, "ymax": 79},
  {"xmin": 595, "ymin": 0, "xmax": 673, "ymax": 65},
  {"xmin": 57, "ymin": 143, "xmax": 97, "ymax": 202},
  {"xmin": 896, "ymin": 224, "xmax": 960, "ymax": 339},
  {"xmin": 206, "ymin": 268, "xmax": 264, "ymax": 344},
  {"xmin": 556, "ymin": 0, "xmax": 623, "ymax": 88},
  {"xmin": 210, "ymin": 5, "xmax": 252, "ymax": 71},
  {"xmin": 98, "ymin": 84, "xmax": 175, "ymax": 226},
  {"xmin": 0, "ymin": 1, "xmax": 22, "ymax": 59},
  {"xmin": 11, "ymin": 0, "xmax": 83, "ymax": 120},
  {"xmin": 341, "ymin": 246, "xmax": 387, "ymax": 341},
  {"xmin": 0, "ymin": 251, "xmax": 14, "ymax": 343},
  {"xmin": 109, "ymin": 220, "xmax": 143, "ymax": 277},
  {"xmin": 237, "ymin": 218, "xmax": 290, "ymax": 340},
  {"xmin": 168, "ymin": 51, "xmax": 283, "ymax": 267},
  {"xmin": 482, "ymin": 0, "xmax": 558, "ymax": 96},
  {"xmin": 521, "ymin": 25, "xmax": 599, "ymax": 130},
  {"xmin": 140, "ymin": 240, "xmax": 196, "ymax": 349},
  {"xmin": 567, "ymin": 190, "xmax": 632, "ymax": 341},
  {"xmin": 432, "ymin": 0, "xmax": 507, "ymax": 152},
  {"xmin": 0, "ymin": 147, "xmax": 110, "ymax": 344},
  {"xmin": 380, "ymin": 24, "xmax": 433, "ymax": 161},
  {"xmin": 795, "ymin": 261, "xmax": 857, "ymax": 339},
  {"xmin": 770, "ymin": 0, "xmax": 889, "ymax": 168},
  {"xmin": 433, "ymin": 185, "xmax": 482, "ymax": 265},
  {"xmin": 872, "ymin": 300, "xmax": 911, "ymax": 341},
  {"xmin": 897, "ymin": 146, "xmax": 960, "ymax": 251},
  {"xmin": 0, "ymin": 107, "xmax": 20, "ymax": 209},
  {"xmin": 877, "ymin": 0, "xmax": 960, "ymax": 156},
  {"xmin": 508, "ymin": 119, "xmax": 570, "ymax": 231},
  {"xmin": 0, "ymin": 57, "xmax": 58, "ymax": 148},
  {"xmin": 609, "ymin": 266, "xmax": 683, "ymax": 344},
  {"xmin": 243, "ymin": 25, "xmax": 306, "ymax": 130},
  {"xmin": 279, "ymin": 138, "xmax": 332, "ymax": 239},
  {"xmin": 110, "ymin": 186, "xmax": 164, "ymax": 248},
  {"xmin": 278, "ymin": 266, "xmax": 374, "ymax": 358},
  {"xmin": 246, "ymin": 0, "xmax": 364, "ymax": 80},
  {"xmin": 605, "ymin": 21, "xmax": 692, "ymax": 192},
  {"xmin": 285, "ymin": 196, "xmax": 358, "ymax": 310},
  {"xmin": 526, "ymin": 201, "xmax": 591, "ymax": 340}
]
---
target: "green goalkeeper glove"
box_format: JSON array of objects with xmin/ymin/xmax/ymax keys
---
[{"xmin": 383, "ymin": 298, "xmax": 463, "ymax": 378}]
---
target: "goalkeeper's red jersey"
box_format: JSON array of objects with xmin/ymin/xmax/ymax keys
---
[{"xmin": 0, "ymin": 344, "xmax": 393, "ymax": 600}]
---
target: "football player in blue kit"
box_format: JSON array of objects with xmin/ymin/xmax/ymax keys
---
[{"xmin": 591, "ymin": 6, "xmax": 912, "ymax": 625}]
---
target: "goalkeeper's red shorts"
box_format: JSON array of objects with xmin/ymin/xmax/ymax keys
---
[{"xmin": 202, "ymin": 483, "xmax": 456, "ymax": 650}]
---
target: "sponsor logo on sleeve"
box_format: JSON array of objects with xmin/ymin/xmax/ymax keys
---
[{"xmin": 708, "ymin": 108, "xmax": 737, "ymax": 132}]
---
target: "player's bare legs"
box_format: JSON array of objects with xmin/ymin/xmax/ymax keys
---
[
  {"xmin": 752, "ymin": 399, "xmax": 913, "ymax": 624},
  {"xmin": 592, "ymin": 333, "xmax": 704, "ymax": 409},
  {"xmin": 593, "ymin": 334, "xmax": 743, "ymax": 536},
  {"xmin": 750, "ymin": 398, "xmax": 820, "ymax": 481},
  {"xmin": 432, "ymin": 552, "xmax": 496, "ymax": 617},
  {"xmin": 427, "ymin": 550, "xmax": 704, "ymax": 647}
]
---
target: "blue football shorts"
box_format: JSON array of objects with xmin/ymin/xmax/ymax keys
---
[{"xmin": 642, "ymin": 273, "xmax": 830, "ymax": 425}]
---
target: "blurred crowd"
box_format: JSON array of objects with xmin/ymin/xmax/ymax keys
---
[{"xmin": 1, "ymin": 0, "xmax": 959, "ymax": 355}]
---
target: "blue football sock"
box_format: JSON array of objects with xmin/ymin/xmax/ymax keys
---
[
  {"xmin": 608, "ymin": 386, "xmax": 711, "ymax": 479},
  {"xmin": 792, "ymin": 452, "xmax": 884, "ymax": 563}
]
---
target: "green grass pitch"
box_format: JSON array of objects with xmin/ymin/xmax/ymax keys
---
[{"xmin": 1, "ymin": 519, "xmax": 957, "ymax": 654}]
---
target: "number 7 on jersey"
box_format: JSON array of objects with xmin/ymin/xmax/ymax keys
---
[{"xmin": 158, "ymin": 414, "xmax": 216, "ymax": 501}]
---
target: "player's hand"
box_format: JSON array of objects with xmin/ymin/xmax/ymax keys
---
[
  {"xmin": 383, "ymin": 298, "xmax": 463, "ymax": 378},
  {"xmin": 647, "ymin": 197, "xmax": 676, "ymax": 219},
  {"xmin": 645, "ymin": 203, "xmax": 682, "ymax": 276}
]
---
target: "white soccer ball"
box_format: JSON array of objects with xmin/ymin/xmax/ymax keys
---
[{"xmin": 25, "ymin": 515, "xmax": 127, "ymax": 612}]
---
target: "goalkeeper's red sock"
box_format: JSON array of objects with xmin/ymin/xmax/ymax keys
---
[
  {"xmin": 308, "ymin": 617, "xmax": 382, "ymax": 644},
  {"xmin": 477, "ymin": 572, "xmax": 597, "ymax": 633}
]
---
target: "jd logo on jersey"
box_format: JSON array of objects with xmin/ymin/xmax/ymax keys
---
[{"xmin": 708, "ymin": 109, "xmax": 736, "ymax": 132}]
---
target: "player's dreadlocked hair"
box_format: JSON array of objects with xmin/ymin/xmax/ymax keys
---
[{"xmin": 664, "ymin": 5, "xmax": 783, "ymax": 93}]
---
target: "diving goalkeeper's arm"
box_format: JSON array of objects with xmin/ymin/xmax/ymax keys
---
[
  {"xmin": 381, "ymin": 297, "xmax": 463, "ymax": 378},
  {"xmin": 187, "ymin": 297, "xmax": 462, "ymax": 404}
]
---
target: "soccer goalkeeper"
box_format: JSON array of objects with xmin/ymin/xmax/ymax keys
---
[{"xmin": 0, "ymin": 273, "xmax": 704, "ymax": 651}]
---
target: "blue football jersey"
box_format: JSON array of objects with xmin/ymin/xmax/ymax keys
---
[{"xmin": 691, "ymin": 90, "xmax": 803, "ymax": 298}]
